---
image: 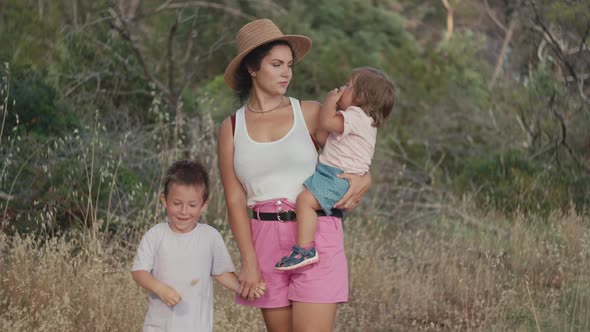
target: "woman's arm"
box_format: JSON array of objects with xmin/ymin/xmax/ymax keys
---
[
  {"xmin": 301, "ymin": 100, "xmax": 329, "ymax": 147},
  {"xmin": 217, "ymin": 117, "xmax": 263, "ymax": 301}
]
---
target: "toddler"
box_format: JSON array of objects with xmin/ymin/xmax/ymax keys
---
[{"xmin": 275, "ymin": 67, "xmax": 396, "ymax": 270}]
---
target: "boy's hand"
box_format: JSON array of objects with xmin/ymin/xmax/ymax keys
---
[
  {"xmin": 253, "ymin": 281, "xmax": 266, "ymax": 299},
  {"xmin": 155, "ymin": 284, "xmax": 182, "ymax": 307},
  {"xmin": 324, "ymin": 86, "xmax": 345, "ymax": 105}
]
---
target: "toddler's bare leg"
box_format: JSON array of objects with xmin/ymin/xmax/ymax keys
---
[{"xmin": 296, "ymin": 189, "xmax": 322, "ymax": 247}]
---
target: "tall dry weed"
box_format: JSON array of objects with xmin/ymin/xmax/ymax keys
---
[
  {"xmin": 1, "ymin": 201, "xmax": 590, "ymax": 331},
  {"xmin": 0, "ymin": 233, "xmax": 143, "ymax": 331}
]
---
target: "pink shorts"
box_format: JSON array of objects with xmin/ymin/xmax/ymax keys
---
[{"xmin": 236, "ymin": 198, "xmax": 348, "ymax": 308}]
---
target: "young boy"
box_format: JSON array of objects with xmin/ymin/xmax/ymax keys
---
[{"xmin": 132, "ymin": 160, "xmax": 264, "ymax": 331}]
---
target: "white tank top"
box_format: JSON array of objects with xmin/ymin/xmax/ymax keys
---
[{"xmin": 234, "ymin": 97, "xmax": 318, "ymax": 207}]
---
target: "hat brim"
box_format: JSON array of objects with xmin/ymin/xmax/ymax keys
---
[{"xmin": 224, "ymin": 35, "xmax": 312, "ymax": 90}]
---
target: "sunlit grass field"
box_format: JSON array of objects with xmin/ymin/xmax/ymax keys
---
[{"xmin": 1, "ymin": 196, "xmax": 589, "ymax": 331}]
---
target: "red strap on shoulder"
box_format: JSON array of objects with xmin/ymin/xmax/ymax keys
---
[
  {"xmin": 310, "ymin": 133, "xmax": 319, "ymax": 152},
  {"xmin": 231, "ymin": 114, "xmax": 236, "ymax": 136}
]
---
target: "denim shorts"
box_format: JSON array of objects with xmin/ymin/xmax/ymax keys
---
[{"xmin": 303, "ymin": 163, "xmax": 350, "ymax": 215}]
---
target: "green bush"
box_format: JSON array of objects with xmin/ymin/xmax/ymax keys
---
[
  {"xmin": 2, "ymin": 65, "xmax": 78, "ymax": 137},
  {"xmin": 454, "ymin": 151, "xmax": 590, "ymax": 216}
]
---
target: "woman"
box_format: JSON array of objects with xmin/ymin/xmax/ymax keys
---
[{"xmin": 217, "ymin": 19, "xmax": 370, "ymax": 331}]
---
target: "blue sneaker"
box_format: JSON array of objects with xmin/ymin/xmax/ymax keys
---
[{"xmin": 275, "ymin": 245, "xmax": 319, "ymax": 271}]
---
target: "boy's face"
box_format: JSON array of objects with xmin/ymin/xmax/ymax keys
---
[
  {"xmin": 337, "ymin": 76, "xmax": 356, "ymax": 111},
  {"xmin": 160, "ymin": 183, "xmax": 208, "ymax": 234}
]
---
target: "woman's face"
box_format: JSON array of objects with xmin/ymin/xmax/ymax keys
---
[{"xmin": 252, "ymin": 44, "xmax": 293, "ymax": 96}]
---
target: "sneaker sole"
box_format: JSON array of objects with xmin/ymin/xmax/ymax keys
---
[{"xmin": 275, "ymin": 252, "xmax": 320, "ymax": 271}]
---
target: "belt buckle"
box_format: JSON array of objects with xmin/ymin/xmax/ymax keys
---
[
  {"xmin": 277, "ymin": 211, "xmax": 287, "ymax": 222},
  {"xmin": 278, "ymin": 210, "xmax": 296, "ymax": 222}
]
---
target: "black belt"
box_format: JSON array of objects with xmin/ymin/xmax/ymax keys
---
[{"xmin": 250, "ymin": 209, "xmax": 343, "ymax": 222}]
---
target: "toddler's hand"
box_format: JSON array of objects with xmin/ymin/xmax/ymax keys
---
[
  {"xmin": 253, "ymin": 281, "xmax": 266, "ymax": 299},
  {"xmin": 325, "ymin": 86, "xmax": 345, "ymax": 105},
  {"xmin": 156, "ymin": 284, "xmax": 182, "ymax": 307}
]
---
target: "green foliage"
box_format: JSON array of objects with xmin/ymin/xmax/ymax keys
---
[
  {"xmin": 2, "ymin": 65, "xmax": 78, "ymax": 136},
  {"xmin": 0, "ymin": 0, "xmax": 589, "ymax": 234},
  {"xmin": 193, "ymin": 75, "xmax": 236, "ymax": 123},
  {"xmin": 52, "ymin": 27, "xmax": 156, "ymax": 123},
  {"xmin": 3, "ymin": 129, "xmax": 156, "ymax": 235},
  {"xmin": 544, "ymin": 1, "xmax": 590, "ymax": 32},
  {"xmin": 0, "ymin": 0, "xmax": 59, "ymax": 65},
  {"xmin": 277, "ymin": 0, "xmax": 417, "ymax": 99},
  {"xmin": 455, "ymin": 151, "xmax": 590, "ymax": 216}
]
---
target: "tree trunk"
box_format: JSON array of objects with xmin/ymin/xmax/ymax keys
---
[
  {"xmin": 441, "ymin": 0, "xmax": 454, "ymax": 42},
  {"xmin": 489, "ymin": 0, "xmax": 522, "ymax": 89}
]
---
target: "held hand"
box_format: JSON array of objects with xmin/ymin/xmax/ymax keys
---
[
  {"xmin": 253, "ymin": 281, "xmax": 267, "ymax": 299},
  {"xmin": 155, "ymin": 284, "xmax": 182, "ymax": 307},
  {"xmin": 239, "ymin": 260, "xmax": 263, "ymax": 301},
  {"xmin": 334, "ymin": 172, "xmax": 372, "ymax": 210}
]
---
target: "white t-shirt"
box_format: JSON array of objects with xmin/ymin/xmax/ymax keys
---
[
  {"xmin": 319, "ymin": 106, "xmax": 376, "ymax": 174},
  {"xmin": 132, "ymin": 223, "xmax": 236, "ymax": 332}
]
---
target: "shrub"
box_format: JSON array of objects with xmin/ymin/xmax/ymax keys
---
[
  {"xmin": 454, "ymin": 150, "xmax": 590, "ymax": 216},
  {"xmin": 1, "ymin": 65, "xmax": 78, "ymax": 137}
]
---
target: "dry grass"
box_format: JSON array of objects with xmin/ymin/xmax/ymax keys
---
[
  {"xmin": 0, "ymin": 233, "xmax": 144, "ymax": 331},
  {"xmin": 1, "ymin": 201, "xmax": 589, "ymax": 331}
]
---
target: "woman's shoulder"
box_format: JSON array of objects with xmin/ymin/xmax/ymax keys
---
[
  {"xmin": 298, "ymin": 99, "xmax": 321, "ymax": 125},
  {"xmin": 299, "ymin": 99, "xmax": 321, "ymax": 113},
  {"xmin": 218, "ymin": 115, "xmax": 235, "ymax": 141}
]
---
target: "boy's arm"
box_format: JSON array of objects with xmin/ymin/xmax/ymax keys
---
[
  {"xmin": 132, "ymin": 270, "xmax": 181, "ymax": 307},
  {"xmin": 320, "ymin": 88, "xmax": 345, "ymax": 134},
  {"xmin": 214, "ymin": 272, "xmax": 266, "ymax": 298},
  {"xmin": 213, "ymin": 272, "xmax": 240, "ymax": 293}
]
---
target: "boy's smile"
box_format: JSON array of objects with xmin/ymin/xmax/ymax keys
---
[{"xmin": 161, "ymin": 183, "xmax": 208, "ymax": 233}]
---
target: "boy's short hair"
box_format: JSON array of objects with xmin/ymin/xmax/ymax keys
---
[
  {"xmin": 163, "ymin": 160, "xmax": 209, "ymax": 202},
  {"xmin": 351, "ymin": 67, "xmax": 396, "ymax": 128}
]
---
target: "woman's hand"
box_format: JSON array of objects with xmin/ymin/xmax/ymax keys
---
[
  {"xmin": 334, "ymin": 171, "xmax": 372, "ymax": 210},
  {"xmin": 238, "ymin": 258, "xmax": 264, "ymax": 301}
]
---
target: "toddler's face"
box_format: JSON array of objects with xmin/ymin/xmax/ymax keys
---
[
  {"xmin": 337, "ymin": 76, "xmax": 355, "ymax": 111},
  {"xmin": 161, "ymin": 183, "xmax": 208, "ymax": 233}
]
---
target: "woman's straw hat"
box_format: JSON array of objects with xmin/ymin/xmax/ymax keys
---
[{"xmin": 224, "ymin": 19, "xmax": 312, "ymax": 90}]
